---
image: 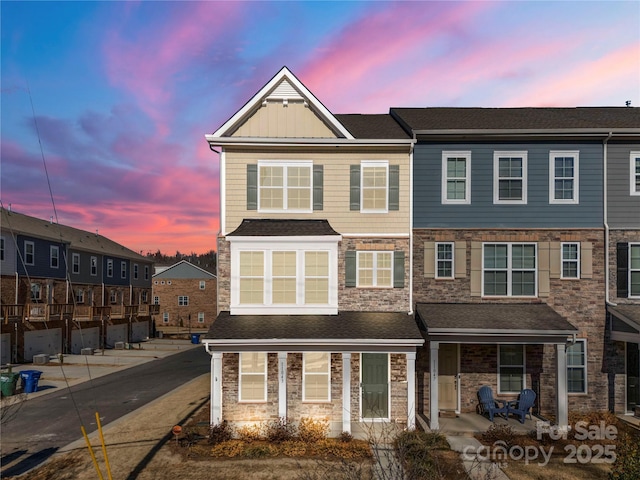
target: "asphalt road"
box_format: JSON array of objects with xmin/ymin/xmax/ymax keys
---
[{"xmin": 1, "ymin": 346, "xmax": 210, "ymax": 477}]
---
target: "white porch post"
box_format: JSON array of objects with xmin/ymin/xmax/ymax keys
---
[
  {"xmin": 211, "ymin": 352, "xmax": 223, "ymax": 425},
  {"xmin": 278, "ymin": 352, "xmax": 288, "ymax": 419},
  {"xmin": 430, "ymin": 342, "xmax": 439, "ymax": 430},
  {"xmin": 407, "ymin": 352, "xmax": 417, "ymax": 430},
  {"xmin": 556, "ymin": 343, "xmax": 568, "ymax": 430},
  {"xmin": 342, "ymin": 353, "xmax": 352, "ymax": 434}
]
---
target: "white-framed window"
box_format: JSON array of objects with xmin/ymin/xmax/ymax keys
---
[
  {"xmin": 121, "ymin": 261, "xmax": 127, "ymax": 279},
  {"xmin": 435, "ymin": 242, "xmax": 454, "ymax": 279},
  {"xmin": 303, "ymin": 352, "xmax": 330, "ymax": 402},
  {"xmin": 483, "ymin": 243, "xmax": 537, "ymax": 297},
  {"xmin": 258, "ymin": 160, "xmax": 312, "ymax": 212},
  {"xmin": 110, "ymin": 290, "xmax": 117, "ymax": 304},
  {"xmin": 561, "ymin": 242, "xmax": 580, "ymax": 279},
  {"xmin": 25, "ymin": 241, "xmax": 35, "ymax": 265},
  {"xmin": 72, "ymin": 253, "xmax": 80, "ymax": 274},
  {"xmin": 631, "ymin": 152, "xmax": 640, "ymax": 195},
  {"xmin": 498, "ymin": 344, "xmax": 525, "ymax": 394},
  {"xmin": 549, "ymin": 151, "xmax": 579, "ymax": 204},
  {"xmin": 30, "ymin": 282, "xmax": 41, "ymax": 301},
  {"xmin": 178, "ymin": 296, "xmax": 189, "ymax": 306},
  {"xmin": 76, "ymin": 288, "xmax": 84, "ymax": 304},
  {"xmin": 239, "ymin": 251, "xmax": 265, "ymax": 305},
  {"xmin": 361, "ymin": 160, "xmax": 388, "ymax": 212},
  {"xmin": 493, "ymin": 151, "xmax": 527, "ymax": 204},
  {"xmin": 199, "ymin": 280, "xmax": 206, "ymax": 290},
  {"xmin": 91, "ymin": 256, "xmax": 98, "ymax": 276},
  {"xmin": 162, "ymin": 312, "xmax": 169, "ymax": 323},
  {"xmin": 141, "ymin": 291, "xmax": 148, "ymax": 303},
  {"xmin": 239, "ymin": 352, "xmax": 267, "ymax": 402},
  {"xmin": 567, "ymin": 339, "xmax": 587, "ymax": 394},
  {"xmin": 442, "ymin": 151, "xmax": 471, "ymax": 204},
  {"xmin": 197, "ymin": 312, "xmax": 205, "ymax": 323},
  {"xmin": 50, "ymin": 245, "xmax": 59, "ymax": 268},
  {"xmin": 0, "ymin": 237, "xmax": 4, "ymax": 261},
  {"xmin": 107, "ymin": 259, "xmax": 113, "ymax": 277},
  {"xmin": 304, "ymin": 251, "xmax": 329, "ymax": 304},
  {"xmin": 357, "ymin": 251, "xmax": 393, "ymax": 287},
  {"xmin": 153, "ymin": 296, "xmax": 160, "ymax": 305},
  {"xmin": 631, "ymin": 243, "xmax": 640, "ymax": 298},
  {"xmin": 133, "ymin": 264, "xmax": 139, "ymax": 280},
  {"xmin": 272, "ymin": 251, "xmax": 297, "ymax": 304}
]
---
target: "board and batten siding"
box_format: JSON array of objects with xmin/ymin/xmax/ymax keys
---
[
  {"xmin": 413, "ymin": 142, "xmax": 604, "ymax": 228},
  {"xmin": 607, "ymin": 142, "xmax": 640, "ymax": 228},
  {"xmin": 232, "ymin": 102, "xmax": 337, "ymax": 139},
  {"xmin": 224, "ymin": 150, "xmax": 410, "ymax": 235}
]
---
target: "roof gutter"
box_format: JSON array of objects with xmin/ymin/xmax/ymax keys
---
[
  {"xmin": 412, "ymin": 128, "xmax": 640, "ymax": 137},
  {"xmin": 202, "ymin": 338, "xmax": 424, "ymax": 348},
  {"xmin": 204, "ymin": 136, "xmax": 414, "ymax": 147}
]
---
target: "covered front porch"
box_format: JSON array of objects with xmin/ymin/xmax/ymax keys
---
[
  {"xmin": 608, "ymin": 304, "xmax": 640, "ymax": 413},
  {"xmin": 416, "ymin": 303, "xmax": 579, "ymax": 431},
  {"xmin": 417, "ymin": 412, "xmax": 539, "ymax": 435}
]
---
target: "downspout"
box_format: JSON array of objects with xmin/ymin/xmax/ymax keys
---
[
  {"xmin": 15, "ymin": 272, "xmax": 19, "ymax": 304},
  {"xmin": 409, "ymin": 137, "xmax": 416, "ymax": 315},
  {"xmin": 604, "ymin": 132, "xmax": 613, "ymax": 305}
]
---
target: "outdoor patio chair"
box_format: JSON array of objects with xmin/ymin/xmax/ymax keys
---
[
  {"xmin": 506, "ymin": 388, "xmax": 536, "ymax": 424},
  {"xmin": 477, "ymin": 385, "xmax": 508, "ymax": 421}
]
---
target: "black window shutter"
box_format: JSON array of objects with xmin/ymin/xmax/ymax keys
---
[
  {"xmin": 617, "ymin": 242, "xmax": 629, "ymax": 298},
  {"xmin": 350, "ymin": 165, "xmax": 360, "ymax": 211},
  {"xmin": 313, "ymin": 165, "xmax": 323, "ymax": 210},
  {"xmin": 247, "ymin": 164, "xmax": 258, "ymax": 210},
  {"xmin": 389, "ymin": 165, "xmax": 400, "ymax": 211},
  {"xmin": 393, "ymin": 251, "xmax": 405, "ymax": 288},
  {"xmin": 345, "ymin": 250, "xmax": 356, "ymax": 287}
]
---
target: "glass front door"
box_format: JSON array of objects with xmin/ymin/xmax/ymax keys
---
[{"xmin": 361, "ymin": 353, "xmax": 389, "ymax": 419}]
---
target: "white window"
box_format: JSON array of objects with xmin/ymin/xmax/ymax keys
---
[
  {"xmin": 631, "ymin": 244, "xmax": 640, "ymax": 298},
  {"xmin": 304, "ymin": 251, "xmax": 329, "ymax": 304},
  {"xmin": 72, "ymin": 253, "xmax": 80, "ymax": 274},
  {"xmin": 303, "ymin": 352, "xmax": 330, "ymax": 402},
  {"xmin": 239, "ymin": 352, "xmax": 267, "ymax": 402},
  {"xmin": 91, "ymin": 256, "xmax": 98, "ymax": 276},
  {"xmin": 25, "ymin": 241, "xmax": 35, "ymax": 265},
  {"xmin": 153, "ymin": 296, "xmax": 160, "ymax": 305},
  {"xmin": 199, "ymin": 280, "xmax": 206, "ymax": 290},
  {"xmin": 494, "ymin": 151, "xmax": 527, "ymax": 204},
  {"xmin": 498, "ymin": 345, "xmax": 525, "ymax": 394},
  {"xmin": 76, "ymin": 288, "xmax": 84, "ymax": 304},
  {"xmin": 361, "ymin": 161, "xmax": 388, "ymax": 212},
  {"xmin": 631, "ymin": 152, "xmax": 640, "ymax": 195},
  {"xmin": 178, "ymin": 296, "xmax": 189, "ymax": 306},
  {"xmin": 357, "ymin": 251, "xmax": 392, "ymax": 287},
  {"xmin": 110, "ymin": 290, "xmax": 117, "ymax": 304},
  {"xmin": 50, "ymin": 245, "xmax": 59, "ymax": 268},
  {"xmin": 133, "ymin": 264, "xmax": 139, "ymax": 280},
  {"xmin": 30, "ymin": 282, "xmax": 41, "ymax": 301},
  {"xmin": 549, "ymin": 151, "xmax": 579, "ymax": 203},
  {"xmin": 483, "ymin": 243, "xmax": 537, "ymax": 297},
  {"xmin": 107, "ymin": 259, "xmax": 113, "ymax": 277},
  {"xmin": 272, "ymin": 251, "xmax": 297, "ymax": 304},
  {"xmin": 258, "ymin": 161, "xmax": 312, "ymax": 212},
  {"xmin": 121, "ymin": 261, "xmax": 127, "ymax": 279},
  {"xmin": 442, "ymin": 151, "xmax": 471, "ymax": 204},
  {"xmin": 561, "ymin": 242, "xmax": 580, "ymax": 279},
  {"xmin": 162, "ymin": 312, "xmax": 169, "ymax": 323},
  {"xmin": 239, "ymin": 251, "xmax": 265, "ymax": 305},
  {"xmin": 435, "ymin": 242, "xmax": 454, "ymax": 279},
  {"xmin": 197, "ymin": 312, "xmax": 205, "ymax": 323},
  {"xmin": 567, "ymin": 340, "xmax": 587, "ymax": 394}
]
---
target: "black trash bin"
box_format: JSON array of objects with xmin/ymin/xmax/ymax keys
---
[{"xmin": 20, "ymin": 370, "xmax": 42, "ymax": 394}]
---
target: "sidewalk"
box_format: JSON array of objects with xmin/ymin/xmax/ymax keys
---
[{"xmin": 1, "ymin": 338, "xmax": 202, "ymax": 401}]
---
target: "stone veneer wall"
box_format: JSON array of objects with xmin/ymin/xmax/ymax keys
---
[
  {"xmin": 216, "ymin": 235, "xmax": 230, "ymax": 313},
  {"xmin": 414, "ymin": 228, "xmax": 614, "ymax": 417}
]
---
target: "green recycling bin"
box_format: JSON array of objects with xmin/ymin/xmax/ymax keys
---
[{"xmin": 1, "ymin": 372, "xmax": 20, "ymax": 397}]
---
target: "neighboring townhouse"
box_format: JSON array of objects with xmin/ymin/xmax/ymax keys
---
[
  {"xmin": 152, "ymin": 260, "xmax": 217, "ymax": 330},
  {"xmin": 390, "ymin": 107, "xmax": 640, "ymax": 429},
  {"xmin": 0, "ymin": 207, "xmax": 154, "ymax": 361},
  {"xmin": 606, "ymin": 139, "xmax": 640, "ymax": 414},
  {"xmin": 203, "ymin": 67, "xmax": 424, "ymax": 436}
]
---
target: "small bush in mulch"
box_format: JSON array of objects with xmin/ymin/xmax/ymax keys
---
[
  {"xmin": 265, "ymin": 417, "xmax": 298, "ymax": 443},
  {"xmin": 394, "ymin": 430, "xmax": 461, "ymax": 480},
  {"xmin": 208, "ymin": 420, "xmax": 233, "ymax": 445}
]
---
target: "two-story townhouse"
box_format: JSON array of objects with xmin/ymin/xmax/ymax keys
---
[
  {"xmin": 152, "ymin": 260, "xmax": 217, "ymax": 330},
  {"xmin": 203, "ymin": 67, "xmax": 424, "ymax": 436},
  {"xmin": 391, "ymin": 107, "xmax": 639, "ymax": 429},
  {"xmin": 606, "ymin": 135, "xmax": 640, "ymax": 414}
]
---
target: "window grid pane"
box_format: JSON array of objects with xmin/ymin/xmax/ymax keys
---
[
  {"xmin": 498, "ymin": 157, "xmax": 523, "ymax": 200},
  {"xmin": 436, "ymin": 243, "xmax": 453, "ymax": 278},
  {"xmin": 484, "ymin": 243, "xmax": 536, "ymax": 297},
  {"xmin": 362, "ymin": 166, "xmax": 387, "ymax": 210},
  {"xmin": 304, "ymin": 353, "xmax": 329, "ymax": 401},
  {"xmin": 304, "ymin": 251, "xmax": 329, "ymax": 304},
  {"xmin": 499, "ymin": 345, "xmax": 524, "ymax": 393}
]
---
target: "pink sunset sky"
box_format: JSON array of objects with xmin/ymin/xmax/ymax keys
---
[{"xmin": 2, "ymin": 1, "xmax": 638, "ymax": 254}]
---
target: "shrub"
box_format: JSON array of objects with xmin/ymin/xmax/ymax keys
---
[
  {"xmin": 265, "ymin": 417, "xmax": 297, "ymax": 443},
  {"xmin": 208, "ymin": 420, "xmax": 233, "ymax": 445},
  {"xmin": 339, "ymin": 431, "xmax": 354, "ymax": 443},
  {"xmin": 236, "ymin": 422, "xmax": 264, "ymax": 442},
  {"xmin": 394, "ymin": 430, "xmax": 448, "ymax": 479},
  {"xmin": 481, "ymin": 423, "xmax": 515, "ymax": 448},
  {"xmin": 243, "ymin": 443, "xmax": 277, "ymax": 458},
  {"xmin": 280, "ymin": 440, "xmax": 308, "ymax": 457},
  {"xmin": 299, "ymin": 417, "xmax": 329, "ymax": 443},
  {"xmin": 610, "ymin": 431, "xmax": 640, "ymax": 480},
  {"xmin": 210, "ymin": 440, "xmax": 246, "ymax": 458}
]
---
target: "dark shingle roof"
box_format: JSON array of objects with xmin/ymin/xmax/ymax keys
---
[
  {"xmin": 335, "ymin": 114, "xmax": 412, "ymax": 139},
  {"xmin": 205, "ymin": 311, "xmax": 423, "ymax": 342},
  {"xmin": 416, "ymin": 303, "xmax": 577, "ymax": 332},
  {"xmin": 391, "ymin": 107, "xmax": 640, "ymax": 131},
  {"xmin": 227, "ymin": 219, "xmax": 340, "ymax": 237},
  {"xmin": 608, "ymin": 304, "xmax": 640, "ymax": 326}
]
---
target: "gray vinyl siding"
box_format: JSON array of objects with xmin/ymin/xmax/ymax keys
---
[
  {"xmin": 414, "ymin": 142, "xmax": 603, "ymax": 228},
  {"xmin": 131, "ymin": 262, "xmax": 153, "ymax": 288},
  {"xmin": 103, "ymin": 256, "xmax": 129, "ymax": 286},
  {"xmin": 69, "ymin": 250, "xmax": 103, "ymax": 285},
  {"xmin": 16, "ymin": 235, "xmax": 67, "ymax": 279},
  {"xmin": 607, "ymin": 142, "xmax": 640, "ymax": 228},
  {"xmin": 0, "ymin": 232, "xmax": 17, "ymax": 274}
]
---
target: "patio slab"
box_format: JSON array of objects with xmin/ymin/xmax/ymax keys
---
[{"xmin": 423, "ymin": 412, "xmax": 539, "ymax": 436}]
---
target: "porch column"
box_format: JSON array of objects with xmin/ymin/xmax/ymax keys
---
[
  {"xmin": 407, "ymin": 352, "xmax": 416, "ymax": 430},
  {"xmin": 342, "ymin": 353, "xmax": 352, "ymax": 434},
  {"xmin": 211, "ymin": 352, "xmax": 223, "ymax": 425},
  {"xmin": 278, "ymin": 352, "xmax": 287, "ymax": 419},
  {"xmin": 556, "ymin": 343, "xmax": 568, "ymax": 430},
  {"xmin": 430, "ymin": 342, "xmax": 439, "ymax": 430}
]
